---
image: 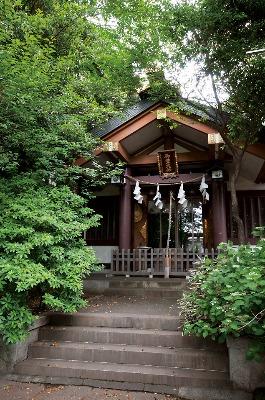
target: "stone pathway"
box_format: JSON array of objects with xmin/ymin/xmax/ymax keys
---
[{"xmin": 0, "ymin": 379, "xmax": 180, "ymax": 400}]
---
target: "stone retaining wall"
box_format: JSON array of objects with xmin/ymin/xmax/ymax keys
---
[
  {"xmin": 227, "ymin": 337, "xmax": 265, "ymax": 392},
  {"xmin": 0, "ymin": 315, "xmax": 49, "ymax": 375}
]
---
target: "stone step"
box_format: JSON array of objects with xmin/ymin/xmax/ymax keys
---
[
  {"xmin": 89, "ymin": 276, "xmax": 186, "ymax": 282},
  {"xmin": 108, "ymin": 279, "xmax": 187, "ymax": 289},
  {"xmin": 84, "ymin": 287, "xmax": 184, "ymax": 298},
  {"xmin": 48, "ymin": 312, "xmax": 181, "ymax": 331},
  {"xmin": 13, "ymin": 358, "xmax": 230, "ymax": 389},
  {"xmin": 28, "ymin": 341, "xmax": 229, "ymax": 371},
  {"xmin": 39, "ymin": 326, "xmax": 226, "ymax": 351}
]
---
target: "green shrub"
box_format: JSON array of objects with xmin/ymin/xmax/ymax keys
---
[
  {"xmin": 0, "ymin": 177, "xmax": 100, "ymax": 344},
  {"xmin": 181, "ymin": 241, "xmax": 265, "ymax": 353}
]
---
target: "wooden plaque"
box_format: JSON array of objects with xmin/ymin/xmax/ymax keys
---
[{"xmin": 157, "ymin": 150, "xmax": 179, "ymax": 178}]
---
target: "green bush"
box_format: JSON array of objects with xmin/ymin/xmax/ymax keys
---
[
  {"xmin": 181, "ymin": 241, "xmax": 265, "ymax": 356},
  {"xmin": 0, "ymin": 177, "xmax": 100, "ymax": 344}
]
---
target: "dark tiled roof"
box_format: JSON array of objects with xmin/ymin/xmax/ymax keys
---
[
  {"xmin": 92, "ymin": 100, "xmax": 161, "ymax": 138},
  {"xmin": 180, "ymin": 100, "xmax": 225, "ymax": 125},
  {"xmin": 92, "ymin": 97, "xmax": 221, "ymax": 138}
]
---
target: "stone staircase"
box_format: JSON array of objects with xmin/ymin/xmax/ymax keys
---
[
  {"xmin": 8, "ymin": 278, "xmax": 251, "ymax": 399},
  {"xmin": 83, "ymin": 275, "xmax": 187, "ymax": 299}
]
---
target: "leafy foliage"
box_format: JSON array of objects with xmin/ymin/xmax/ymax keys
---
[
  {"xmin": 0, "ymin": 0, "xmax": 145, "ymax": 343},
  {"xmin": 181, "ymin": 241, "xmax": 265, "ymax": 356},
  {"xmin": 0, "ymin": 0, "xmax": 141, "ymax": 177},
  {"xmin": 0, "ymin": 177, "xmax": 102, "ymax": 343},
  {"xmin": 167, "ymin": 0, "xmax": 265, "ymax": 242}
]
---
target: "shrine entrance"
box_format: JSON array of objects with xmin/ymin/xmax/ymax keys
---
[{"xmin": 148, "ymin": 196, "xmax": 203, "ymax": 250}]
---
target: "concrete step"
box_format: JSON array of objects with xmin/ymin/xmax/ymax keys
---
[
  {"xmin": 28, "ymin": 341, "xmax": 229, "ymax": 371},
  {"xmin": 108, "ymin": 279, "xmax": 187, "ymax": 289},
  {"xmin": 89, "ymin": 275, "xmax": 186, "ymax": 281},
  {"xmin": 48, "ymin": 312, "xmax": 181, "ymax": 330},
  {"xmin": 84, "ymin": 287, "xmax": 184, "ymax": 298},
  {"xmin": 13, "ymin": 358, "xmax": 230, "ymax": 389},
  {"xmin": 39, "ymin": 326, "xmax": 226, "ymax": 351}
]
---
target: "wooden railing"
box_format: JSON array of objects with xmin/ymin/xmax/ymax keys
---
[{"xmin": 110, "ymin": 247, "xmax": 220, "ymax": 276}]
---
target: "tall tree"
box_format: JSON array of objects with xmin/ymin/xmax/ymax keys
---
[
  {"xmin": 0, "ymin": 0, "xmax": 146, "ymax": 343},
  {"xmin": 170, "ymin": 0, "xmax": 265, "ymax": 242}
]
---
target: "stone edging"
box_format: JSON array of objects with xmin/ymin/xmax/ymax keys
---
[
  {"xmin": 28, "ymin": 315, "xmax": 50, "ymax": 331},
  {"xmin": 227, "ymin": 336, "xmax": 265, "ymax": 392},
  {"xmin": 0, "ymin": 314, "xmax": 50, "ymax": 375}
]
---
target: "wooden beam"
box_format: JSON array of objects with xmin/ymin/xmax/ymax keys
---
[
  {"xmin": 130, "ymin": 154, "xmax": 157, "ymax": 165},
  {"xmin": 161, "ymin": 121, "xmax": 175, "ymax": 150},
  {"xmin": 103, "ymin": 102, "xmax": 165, "ymax": 140},
  {"xmin": 104, "ymin": 106, "xmax": 217, "ymax": 143},
  {"xmin": 115, "ymin": 143, "xmax": 131, "ymax": 162},
  {"xmin": 255, "ymin": 161, "xmax": 265, "ymax": 183},
  {"xmin": 246, "ymin": 144, "xmax": 265, "ymax": 160},
  {"xmin": 179, "ymin": 151, "xmax": 211, "ymax": 162},
  {"xmin": 76, "ymin": 145, "xmax": 231, "ymax": 168},
  {"xmin": 132, "ymin": 131, "xmax": 208, "ymax": 157},
  {"xmin": 208, "ymin": 144, "xmax": 216, "ymax": 160},
  {"xmin": 130, "ymin": 136, "xmax": 164, "ymax": 157},
  {"xmin": 173, "ymin": 133, "xmax": 208, "ymax": 152},
  {"xmin": 104, "ymin": 111, "xmax": 158, "ymax": 142},
  {"xmin": 126, "ymin": 174, "xmax": 210, "ymax": 185},
  {"xmin": 131, "ymin": 151, "xmax": 211, "ymax": 166},
  {"xmin": 166, "ymin": 110, "xmax": 217, "ymax": 135},
  {"xmin": 94, "ymin": 141, "xmax": 131, "ymax": 161}
]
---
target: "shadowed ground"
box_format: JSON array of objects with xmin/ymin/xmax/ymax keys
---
[{"xmin": 0, "ymin": 379, "xmax": 179, "ymax": 400}]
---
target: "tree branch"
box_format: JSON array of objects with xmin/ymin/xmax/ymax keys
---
[{"xmin": 238, "ymin": 309, "xmax": 265, "ymax": 332}]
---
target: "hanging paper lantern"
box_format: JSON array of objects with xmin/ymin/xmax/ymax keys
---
[
  {"xmin": 133, "ymin": 180, "xmax": 143, "ymax": 204},
  {"xmin": 153, "ymin": 184, "xmax": 163, "ymax": 210},
  {"xmin": 200, "ymin": 175, "xmax": 209, "ymax": 202},
  {"xmin": 177, "ymin": 182, "xmax": 187, "ymax": 209}
]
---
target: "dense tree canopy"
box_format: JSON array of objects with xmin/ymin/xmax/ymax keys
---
[
  {"xmin": 0, "ymin": 0, "xmax": 158, "ymax": 343},
  {"xmin": 171, "ymin": 0, "xmax": 265, "ymax": 133},
  {"xmin": 0, "ymin": 0, "xmax": 144, "ymax": 179}
]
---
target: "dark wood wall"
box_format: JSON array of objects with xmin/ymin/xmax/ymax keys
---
[{"xmin": 86, "ymin": 196, "xmax": 119, "ymax": 246}]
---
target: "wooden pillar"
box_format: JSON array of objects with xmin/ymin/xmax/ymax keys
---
[
  {"xmin": 119, "ymin": 167, "xmax": 132, "ymax": 250},
  {"xmin": 162, "ymin": 121, "xmax": 175, "ymax": 150},
  {"xmin": 212, "ymin": 180, "xmax": 228, "ymax": 248}
]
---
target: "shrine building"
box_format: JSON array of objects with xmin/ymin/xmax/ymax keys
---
[{"xmin": 77, "ymin": 97, "xmax": 265, "ymax": 275}]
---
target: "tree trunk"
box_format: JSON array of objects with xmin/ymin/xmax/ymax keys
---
[{"xmin": 230, "ymin": 151, "xmax": 245, "ymax": 244}]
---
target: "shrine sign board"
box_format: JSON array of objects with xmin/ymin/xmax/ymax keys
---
[{"xmin": 157, "ymin": 150, "xmax": 179, "ymax": 178}]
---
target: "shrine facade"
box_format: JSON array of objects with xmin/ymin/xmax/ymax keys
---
[{"xmin": 77, "ymin": 98, "xmax": 265, "ymax": 269}]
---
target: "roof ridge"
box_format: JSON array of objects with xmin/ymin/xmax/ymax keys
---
[{"xmin": 92, "ymin": 97, "xmax": 220, "ymax": 138}]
